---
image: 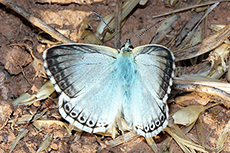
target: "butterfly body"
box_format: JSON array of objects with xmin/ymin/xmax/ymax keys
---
[
  {"xmin": 116, "ymin": 50, "xmax": 135, "ymax": 86},
  {"xmin": 43, "ymin": 39, "xmax": 175, "ymax": 138}
]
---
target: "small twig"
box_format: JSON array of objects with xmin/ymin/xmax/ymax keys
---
[
  {"xmin": 114, "ymin": 0, "xmax": 122, "ymax": 49},
  {"xmin": 173, "ymin": 83, "xmax": 230, "ymax": 109},
  {"xmin": 174, "ymin": 43, "xmax": 201, "ymax": 61},
  {"xmin": 152, "ymin": 0, "xmax": 230, "ymax": 19},
  {"xmin": 0, "ymin": 0, "xmax": 74, "ymax": 44},
  {"xmin": 11, "ymin": 111, "xmax": 19, "ymax": 130},
  {"xmin": 19, "ymin": 64, "xmax": 31, "ymax": 85},
  {"xmin": 193, "ymin": 2, "xmax": 219, "ymax": 30},
  {"xmin": 0, "ymin": 118, "xmax": 9, "ymax": 130}
]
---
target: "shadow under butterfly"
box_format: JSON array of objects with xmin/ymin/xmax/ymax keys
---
[{"xmin": 43, "ymin": 39, "xmax": 175, "ymax": 138}]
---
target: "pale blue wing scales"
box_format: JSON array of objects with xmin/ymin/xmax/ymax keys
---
[
  {"xmin": 127, "ymin": 76, "xmax": 169, "ymax": 138},
  {"xmin": 43, "ymin": 43, "xmax": 118, "ymax": 97},
  {"xmin": 127, "ymin": 44, "xmax": 174, "ymax": 138},
  {"xmin": 133, "ymin": 44, "xmax": 174, "ymax": 101},
  {"xmin": 43, "ymin": 43, "xmax": 122, "ymax": 133},
  {"xmin": 59, "ymin": 72, "xmax": 123, "ymax": 133}
]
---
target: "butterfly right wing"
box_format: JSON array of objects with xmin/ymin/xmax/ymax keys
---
[
  {"xmin": 126, "ymin": 44, "xmax": 174, "ymax": 138},
  {"xmin": 43, "ymin": 44, "xmax": 122, "ymax": 133}
]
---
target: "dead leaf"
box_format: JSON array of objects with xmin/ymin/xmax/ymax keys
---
[
  {"xmin": 172, "ymin": 104, "xmax": 217, "ymax": 126},
  {"xmin": 198, "ymin": 23, "xmax": 230, "ymax": 56}
]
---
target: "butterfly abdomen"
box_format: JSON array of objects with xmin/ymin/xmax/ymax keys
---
[{"xmin": 114, "ymin": 51, "xmax": 138, "ymax": 126}]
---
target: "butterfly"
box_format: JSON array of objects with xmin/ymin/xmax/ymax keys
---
[{"xmin": 43, "ymin": 39, "xmax": 175, "ymax": 138}]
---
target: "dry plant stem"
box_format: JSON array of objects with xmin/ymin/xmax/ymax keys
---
[
  {"xmin": 0, "ymin": 118, "xmax": 9, "ymax": 130},
  {"xmin": 165, "ymin": 126, "xmax": 208, "ymax": 153},
  {"xmin": 145, "ymin": 137, "xmax": 158, "ymax": 153},
  {"xmin": 193, "ymin": 2, "xmax": 219, "ymax": 30},
  {"xmin": 175, "ymin": 23, "xmax": 230, "ymax": 61},
  {"xmin": 174, "ymin": 44, "xmax": 201, "ymax": 61},
  {"xmin": 0, "ymin": 0, "xmax": 74, "ymax": 44},
  {"xmin": 114, "ymin": 0, "xmax": 122, "ymax": 49},
  {"xmin": 152, "ymin": 0, "xmax": 230, "ymax": 19},
  {"xmin": 173, "ymin": 83, "xmax": 230, "ymax": 109},
  {"xmin": 109, "ymin": 132, "xmax": 139, "ymax": 147},
  {"xmin": 36, "ymin": 133, "xmax": 53, "ymax": 153},
  {"xmin": 195, "ymin": 117, "xmax": 205, "ymax": 147},
  {"xmin": 10, "ymin": 129, "xmax": 29, "ymax": 153},
  {"xmin": 199, "ymin": 23, "xmax": 230, "ymax": 55}
]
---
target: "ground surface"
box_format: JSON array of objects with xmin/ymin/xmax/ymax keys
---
[{"xmin": 0, "ymin": 0, "xmax": 230, "ymax": 152}]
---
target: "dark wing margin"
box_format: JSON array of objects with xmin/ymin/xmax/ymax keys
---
[{"xmin": 43, "ymin": 43, "xmax": 118, "ymax": 98}]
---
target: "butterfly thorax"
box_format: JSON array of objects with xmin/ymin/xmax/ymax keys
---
[{"xmin": 116, "ymin": 44, "xmax": 136, "ymax": 89}]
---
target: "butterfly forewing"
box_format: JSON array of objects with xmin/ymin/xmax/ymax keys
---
[
  {"xmin": 134, "ymin": 45, "xmax": 174, "ymax": 98},
  {"xmin": 43, "ymin": 44, "xmax": 118, "ymax": 97}
]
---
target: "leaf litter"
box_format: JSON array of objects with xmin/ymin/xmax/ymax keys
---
[{"xmin": 0, "ymin": 0, "xmax": 229, "ymax": 152}]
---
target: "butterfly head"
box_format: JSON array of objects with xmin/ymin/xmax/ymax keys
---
[{"xmin": 121, "ymin": 39, "xmax": 134, "ymax": 54}]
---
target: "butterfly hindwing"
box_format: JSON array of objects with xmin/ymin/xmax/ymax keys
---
[
  {"xmin": 127, "ymin": 75, "xmax": 169, "ymax": 138},
  {"xmin": 43, "ymin": 44, "xmax": 123, "ymax": 133}
]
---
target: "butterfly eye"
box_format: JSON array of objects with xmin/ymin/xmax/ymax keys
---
[
  {"xmin": 128, "ymin": 44, "xmax": 134, "ymax": 49},
  {"xmin": 121, "ymin": 39, "xmax": 134, "ymax": 50}
]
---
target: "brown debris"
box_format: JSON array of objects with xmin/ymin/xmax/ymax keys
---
[
  {"xmin": 176, "ymin": 12, "xmax": 204, "ymax": 47},
  {"xmin": 174, "ymin": 92, "xmax": 210, "ymax": 106},
  {"xmin": 0, "ymin": 101, "xmax": 13, "ymax": 130},
  {"xmin": 0, "ymin": 0, "xmax": 230, "ymax": 152},
  {"xmin": 35, "ymin": 0, "xmax": 95, "ymax": 4},
  {"xmin": 3, "ymin": 46, "xmax": 32, "ymax": 75},
  {"xmin": 199, "ymin": 23, "xmax": 230, "ymax": 56},
  {"xmin": 70, "ymin": 136, "xmax": 99, "ymax": 152}
]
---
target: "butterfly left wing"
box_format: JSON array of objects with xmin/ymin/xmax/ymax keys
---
[
  {"xmin": 43, "ymin": 44, "xmax": 123, "ymax": 134},
  {"xmin": 126, "ymin": 44, "xmax": 174, "ymax": 138}
]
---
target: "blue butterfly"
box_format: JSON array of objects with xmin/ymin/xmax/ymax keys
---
[{"xmin": 43, "ymin": 39, "xmax": 174, "ymax": 138}]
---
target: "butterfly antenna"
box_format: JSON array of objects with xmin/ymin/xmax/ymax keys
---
[
  {"xmin": 133, "ymin": 18, "xmax": 165, "ymax": 44},
  {"xmin": 93, "ymin": 11, "xmax": 122, "ymax": 45}
]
